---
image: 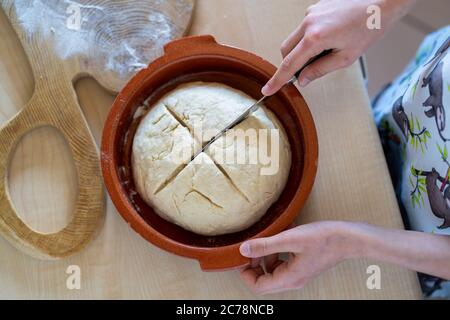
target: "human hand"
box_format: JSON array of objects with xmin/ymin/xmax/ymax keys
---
[
  {"xmin": 262, "ymin": 0, "xmax": 415, "ymax": 95},
  {"xmin": 240, "ymin": 220, "xmax": 450, "ymax": 295},
  {"xmin": 239, "ymin": 221, "xmax": 359, "ymax": 295}
]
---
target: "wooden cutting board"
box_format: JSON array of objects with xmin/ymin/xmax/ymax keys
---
[{"xmin": 0, "ymin": 0, "xmax": 194, "ymax": 259}]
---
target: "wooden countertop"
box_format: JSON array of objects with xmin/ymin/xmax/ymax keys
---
[{"xmin": 0, "ymin": 0, "xmax": 421, "ymax": 299}]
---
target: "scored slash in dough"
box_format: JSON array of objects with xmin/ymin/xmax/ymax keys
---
[{"xmin": 132, "ymin": 82, "xmax": 292, "ymax": 236}]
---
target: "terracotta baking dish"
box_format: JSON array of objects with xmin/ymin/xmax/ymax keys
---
[{"xmin": 100, "ymin": 35, "xmax": 318, "ymax": 271}]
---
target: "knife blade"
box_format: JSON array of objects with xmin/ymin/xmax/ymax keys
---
[
  {"xmin": 190, "ymin": 95, "xmax": 266, "ymax": 161},
  {"xmin": 190, "ymin": 49, "xmax": 332, "ymax": 161}
]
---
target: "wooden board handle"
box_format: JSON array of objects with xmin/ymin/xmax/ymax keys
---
[{"xmin": 0, "ymin": 87, "xmax": 104, "ymax": 259}]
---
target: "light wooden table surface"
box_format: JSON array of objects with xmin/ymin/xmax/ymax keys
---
[{"xmin": 0, "ymin": 0, "xmax": 421, "ymax": 299}]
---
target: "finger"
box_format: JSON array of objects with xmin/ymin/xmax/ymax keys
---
[
  {"xmin": 240, "ymin": 265, "xmax": 264, "ymax": 287},
  {"xmin": 240, "ymin": 232, "xmax": 296, "ymax": 258},
  {"xmin": 280, "ymin": 23, "xmax": 307, "ymax": 58},
  {"xmin": 262, "ymin": 40, "xmax": 321, "ymax": 96},
  {"xmin": 264, "ymin": 254, "xmax": 281, "ymax": 273},
  {"xmin": 245, "ymin": 261, "xmax": 295, "ymax": 295},
  {"xmin": 297, "ymin": 51, "xmax": 355, "ymax": 87},
  {"xmin": 269, "ymin": 260, "xmax": 284, "ymax": 275}
]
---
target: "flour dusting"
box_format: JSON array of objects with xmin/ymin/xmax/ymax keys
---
[{"xmin": 3, "ymin": 0, "xmax": 193, "ymax": 82}]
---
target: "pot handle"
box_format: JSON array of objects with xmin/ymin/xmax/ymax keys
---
[
  {"xmin": 197, "ymin": 247, "xmax": 250, "ymax": 271},
  {"xmin": 163, "ymin": 35, "xmax": 218, "ymax": 56}
]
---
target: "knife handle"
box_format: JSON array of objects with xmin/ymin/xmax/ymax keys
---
[{"xmin": 293, "ymin": 49, "xmax": 333, "ymax": 80}]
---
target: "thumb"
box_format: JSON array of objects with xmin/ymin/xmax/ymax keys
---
[
  {"xmin": 240, "ymin": 232, "xmax": 294, "ymax": 258},
  {"xmin": 297, "ymin": 51, "xmax": 355, "ymax": 87}
]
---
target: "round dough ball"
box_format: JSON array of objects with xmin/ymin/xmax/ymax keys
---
[{"xmin": 132, "ymin": 82, "xmax": 291, "ymax": 236}]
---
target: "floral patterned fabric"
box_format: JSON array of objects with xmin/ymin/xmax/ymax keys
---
[{"xmin": 373, "ymin": 25, "xmax": 450, "ymax": 298}]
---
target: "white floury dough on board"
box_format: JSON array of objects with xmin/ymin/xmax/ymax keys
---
[
  {"xmin": 4, "ymin": 0, "xmax": 193, "ymax": 80},
  {"xmin": 132, "ymin": 82, "xmax": 291, "ymax": 235}
]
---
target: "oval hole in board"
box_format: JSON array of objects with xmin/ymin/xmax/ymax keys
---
[{"xmin": 7, "ymin": 126, "xmax": 78, "ymax": 234}]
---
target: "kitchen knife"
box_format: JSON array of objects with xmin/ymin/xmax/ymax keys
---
[{"xmin": 191, "ymin": 49, "xmax": 332, "ymax": 161}]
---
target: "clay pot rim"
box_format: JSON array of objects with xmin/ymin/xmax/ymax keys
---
[{"xmin": 100, "ymin": 35, "xmax": 318, "ymax": 271}]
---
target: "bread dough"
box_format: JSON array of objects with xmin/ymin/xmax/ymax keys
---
[{"xmin": 132, "ymin": 82, "xmax": 291, "ymax": 235}]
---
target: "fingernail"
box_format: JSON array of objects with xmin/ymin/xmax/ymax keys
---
[
  {"xmin": 240, "ymin": 242, "xmax": 251, "ymax": 256},
  {"xmin": 261, "ymin": 85, "xmax": 270, "ymax": 96},
  {"xmin": 299, "ymin": 77, "xmax": 310, "ymax": 87}
]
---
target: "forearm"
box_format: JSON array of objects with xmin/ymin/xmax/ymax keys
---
[{"xmin": 343, "ymin": 222, "xmax": 450, "ymax": 280}]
